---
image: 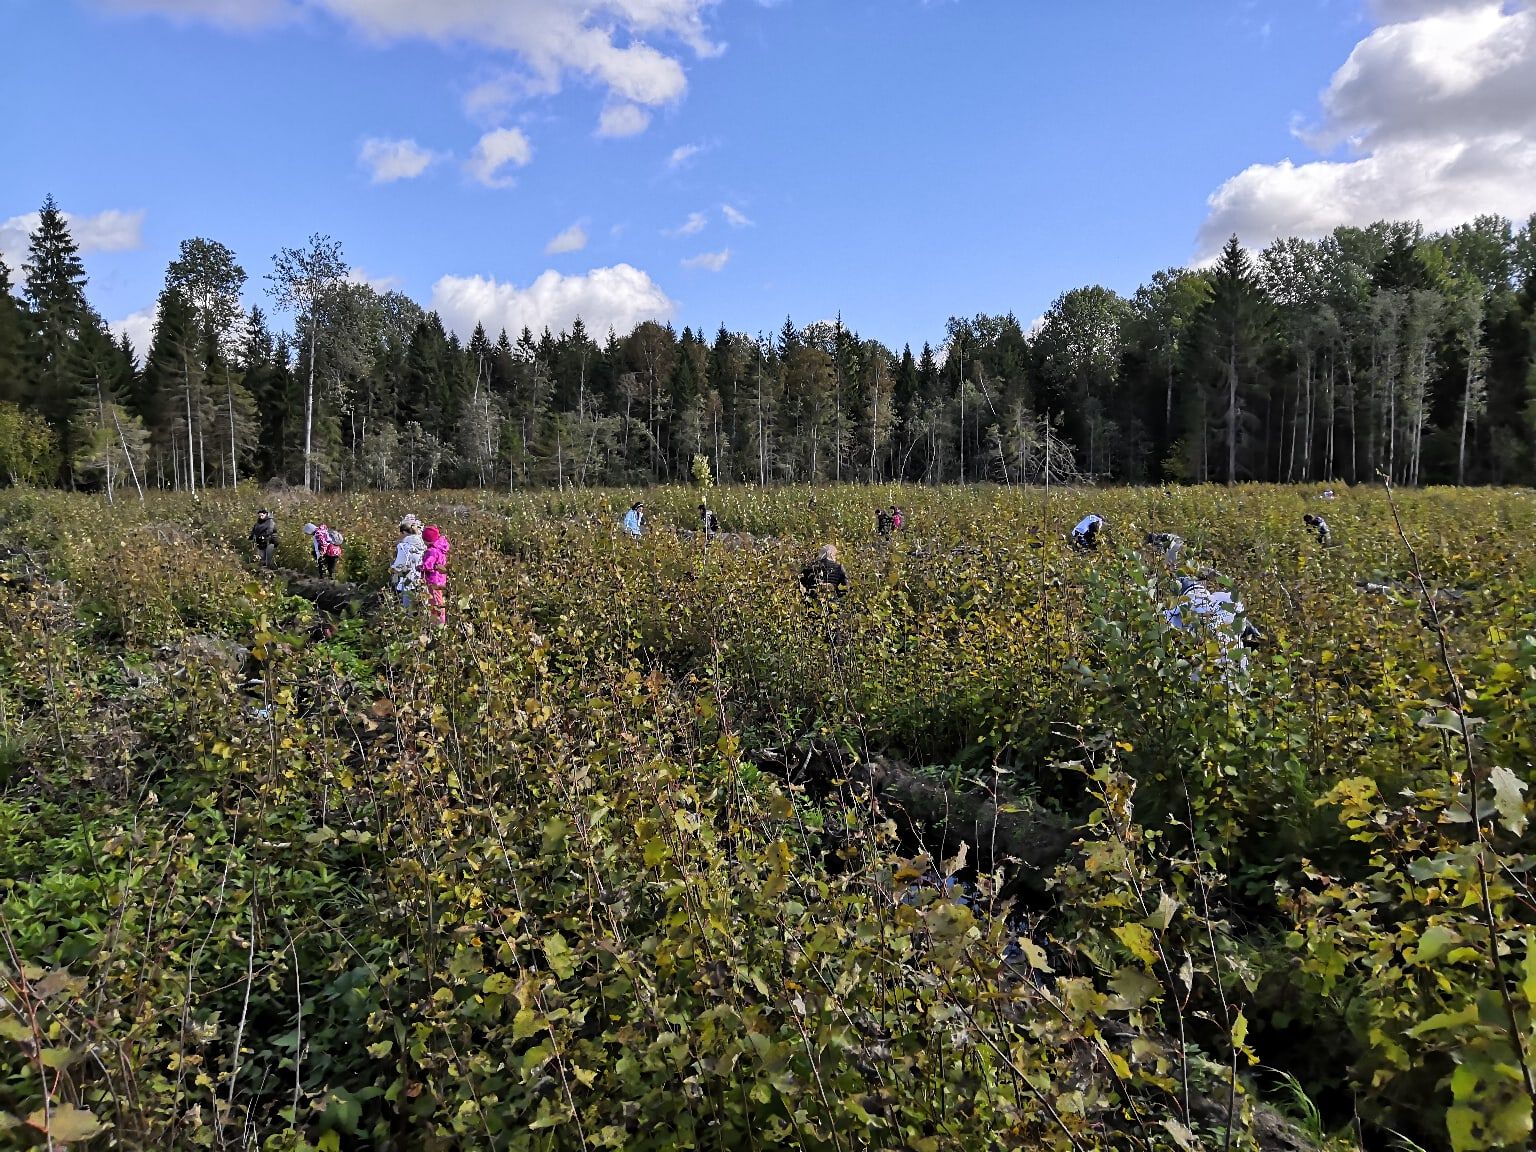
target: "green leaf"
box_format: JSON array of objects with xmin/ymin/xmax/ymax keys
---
[
  {"xmin": 513, "ymin": 1007, "xmax": 543, "ymax": 1041},
  {"xmin": 1414, "ymin": 924, "xmax": 1461, "ymax": 964},
  {"xmin": 541, "ymin": 817, "xmax": 569, "ymax": 856},
  {"xmin": 1143, "ymin": 891, "xmax": 1179, "ymax": 932},
  {"xmin": 483, "ymin": 971, "xmax": 515, "ymax": 996},
  {"xmin": 1446, "ymin": 1104, "xmax": 1480, "ymax": 1152},
  {"xmin": 543, "ymin": 933, "xmax": 576, "ymax": 980},
  {"xmin": 1110, "ymin": 967, "xmax": 1160, "ymax": 1008},
  {"xmin": 1408, "ymin": 1002, "xmax": 1479, "ymax": 1038},
  {"xmin": 1490, "ymin": 765, "xmax": 1528, "ymax": 835}
]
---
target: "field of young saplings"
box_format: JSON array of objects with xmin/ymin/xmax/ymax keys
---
[{"xmin": 0, "ymin": 482, "xmax": 1532, "ymax": 1152}]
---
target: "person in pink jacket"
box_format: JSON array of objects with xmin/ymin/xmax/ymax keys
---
[{"xmin": 419, "ymin": 525, "xmax": 450, "ymax": 623}]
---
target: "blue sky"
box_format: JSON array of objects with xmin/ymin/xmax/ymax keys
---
[{"xmin": 4, "ymin": 0, "xmax": 1534, "ymax": 357}]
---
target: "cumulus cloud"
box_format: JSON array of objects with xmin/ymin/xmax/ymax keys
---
[
  {"xmin": 110, "ymin": 305, "xmax": 158, "ymax": 364},
  {"xmin": 721, "ymin": 203, "xmax": 752, "ymax": 227},
  {"xmin": 597, "ymin": 101, "xmax": 651, "ymax": 138},
  {"xmin": 466, "ymin": 127, "xmax": 532, "ymax": 187},
  {"xmin": 359, "ymin": 137, "xmax": 439, "ymax": 183},
  {"xmin": 681, "ymin": 248, "xmax": 729, "ymax": 271},
  {"xmin": 101, "ymin": 0, "xmax": 726, "ymax": 131},
  {"xmin": 0, "ymin": 208, "xmax": 145, "ymax": 271},
  {"xmin": 430, "ymin": 264, "xmax": 674, "ymax": 341},
  {"xmin": 545, "ymin": 223, "xmax": 588, "ymax": 254},
  {"xmin": 1198, "ymin": 0, "xmax": 1536, "ymax": 258},
  {"xmin": 664, "ymin": 211, "xmax": 707, "ymax": 238}
]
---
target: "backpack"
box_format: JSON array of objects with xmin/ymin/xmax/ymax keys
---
[{"xmin": 319, "ymin": 526, "xmax": 343, "ymax": 559}]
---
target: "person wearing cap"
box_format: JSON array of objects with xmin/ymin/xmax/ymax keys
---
[
  {"xmin": 391, "ymin": 517, "xmax": 426, "ymax": 608},
  {"xmin": 249, "ymin": 508, "xmax": 277, "ymax": 568},
  {"xmin": 622, "ymin": 501, "xmax": 646, "ymax": 538},
  {"xmin": 1072, "ymin": 514, "xmax": 1105, "ymax": 551}
]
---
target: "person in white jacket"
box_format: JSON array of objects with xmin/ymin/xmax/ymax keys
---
[
  {"xmin": 390, "ymin": 516, "xmax": 425, "ymax": 608},
  {"xmin": 1165, "ymin": 574, "xmax": 1261, "ymax": 680}
]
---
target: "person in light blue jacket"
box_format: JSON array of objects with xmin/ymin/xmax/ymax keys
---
[{"xmin": 621, "ymin": 501, "xmax": 646, "ymax": 537}]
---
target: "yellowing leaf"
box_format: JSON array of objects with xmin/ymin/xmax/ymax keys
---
[
  {"xmin": 1113, "ymin": 923, "xmax": 1157, "ymax": 967},
  {"xmin": 26, "ymin": 1103, "xmax": 107, "ymax": 1142}
]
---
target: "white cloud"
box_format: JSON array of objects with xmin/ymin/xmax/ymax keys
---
[
  {"xmin": 1198, "ymin": 0, "xmax": 1536, "ymax": 258},
  {"xmin": 110, "ymin": 305, "xmax": 158, "ymax": 364},
  {"xmin": 545, "ymin": 223, "xmax": 588, "ymax": 254},
  {"xmin": 359, "ymin": 137, "xmax": 439, "ymax": 183},
  {"xmin": 430, "ymin": 264, "xmax": 674, "ymax": 340},
  {"xmin": 597, "ymin": 101, "xmax": 651, "ymax": 138},
  {"xmin": 721, "ymin": 203, "xmax": 752, "ymax": 227},
  {"xmin": 664, "ymin": 210, "xmax": 707, "ymax": 238},
  {"xmin": 103, "ymin": 0, "xmax": 726, "ymax": 131},
  {"xmin": 668, "ymin": 143, "xmax": 703, "ymax": 168},
  {"xmin": 346, "ymin": 266, "xmax": 403, "ymax": 290},
  {"xmin": 0, "ymin": 208, "xmax": 145, "ymax": 271},
  {"xmin": 466, "ymin": 126, "xmax": 533, "ymax": 187},
  {"xmin": 97, "ymin": 0, "xmax": 297, "ymax": 29},
  {"xmin": 681, "ymin": 248, "xmax": 729, "ymax": 271}
]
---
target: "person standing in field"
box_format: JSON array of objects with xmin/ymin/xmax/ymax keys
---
[
  {"xmin": 249, "ymin": 509, "xmax": 277, "ymax": 568},
  {"xmin": 876, "ymin": 507, "xmax": 891, "ymax": 539},
  {"xmin": 622, "ymin": 501, "xmax": 646, "ymax": 538},
  {"xmin": 1303, "ymin": 513, "xmax": 1331, "ymax": 545},
  {"xmin": 304, "ymin": 522, "xmax": 344, "ymax": 579},
  {"xmin": 1072, "ymin": 514, "xmax": 1104, "ymax": 551},
  {"xmin": 698, "ymin": 502, "xmax": 720, "ymax": 541},
  {"xmin": 889, "ymin": 506, "xmax": 904, "ymax": 531},
  {"xmin": 391, "ymin": 517, "xmax": 425, "ymax": 609},
  {"xmin": 419, "ymin": 525, "xmax": 450, "ymax": 624},
  {"xmin": 800, "ymin": 544, "xmax": 848, "ymax": 599}
]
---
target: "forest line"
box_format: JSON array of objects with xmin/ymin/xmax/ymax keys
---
[{"xmin": 3, "ymin": 196, "xmax": 1535, "ymax": 493}]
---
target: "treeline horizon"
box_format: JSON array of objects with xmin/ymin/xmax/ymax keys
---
[{"xmin": 3, "ymin": 194, "xmax": 1536, "ymax": 494}]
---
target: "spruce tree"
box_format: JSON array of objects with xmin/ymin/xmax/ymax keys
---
[
  {"xmin": 0, "ymin": 257, "xmax": 30, "ymax": 405},
  {"xmin": 23, "ymin": 196, "xmax": 93, "ymax": 474}
]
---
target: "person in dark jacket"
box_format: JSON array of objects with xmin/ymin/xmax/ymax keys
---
[
  {"xmin": 698, "ymin": 503, "xmax": 720, "ymax": 540},
  {"xmin": 249, "ymin": 509, "xmax": 277, "ymax": 568},
  {"xmin": 800, "ymin": 544, "xmax": 848, "ymax": 598}
]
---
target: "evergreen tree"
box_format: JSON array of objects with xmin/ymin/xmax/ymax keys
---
[
  {"xmin": 22, "ymin": 196, "xmax": 94, "ymax": 477},
  {"xmin": 0, "ymin": 257, "xmax": 30, "ymax": 405},
  {"xmin": 1199, "ymin": 236, "xmax": 1272, "ymax": 484}
]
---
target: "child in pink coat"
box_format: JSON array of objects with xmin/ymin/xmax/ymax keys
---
[{"xmin": 420, "ymin": 525, "xmax": 450, "ymax": 623}]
